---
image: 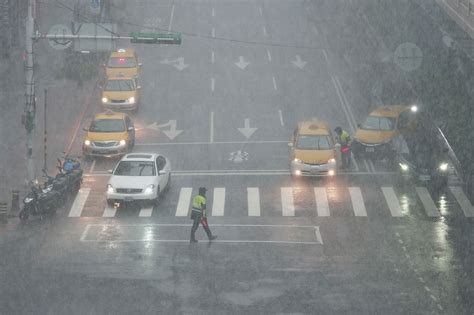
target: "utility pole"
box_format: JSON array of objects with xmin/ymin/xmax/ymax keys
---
[{"xmin": 24, "ymin": 0, "xmax": 35, "ymax": 183}]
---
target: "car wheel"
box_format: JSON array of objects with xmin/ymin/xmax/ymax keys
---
[
  {"xmin": 165, "ymin": 173, "xmax": 171, "ymax": 192},
  {"xmin": 106, "ymin": 199, "xmax": 115, "ymax": 207},
  {"xmin": 153, "ymin": 187, "xmax": 160, "ymax": 205}
]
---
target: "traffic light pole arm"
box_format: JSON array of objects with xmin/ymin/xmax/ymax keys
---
[{"xmin": 33, "ymin": 31, "xmax": 181, "ymax": 44}]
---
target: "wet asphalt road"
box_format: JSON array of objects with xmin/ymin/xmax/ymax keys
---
[{"xmin": 1, "ymin": 0, "xmax": 474, "ymax": 313}]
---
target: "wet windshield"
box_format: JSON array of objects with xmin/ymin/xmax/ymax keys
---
[
  {"xmin": 105, "ymin": 79, "xmax": 135, "ymax": 91},
  {"xmin": 361, "ymin": 116, "xmax": 396, "ymax": 131},
  {"xmin": 89, "ymin": 119, "xmax": 125, "ymax": 132},
  {"xmin": 296, "ymin": 135, "xmax": 333, "ymax": 150},
  {"xmin": 114, "ymin": 161, "xmax": 156, "ymax": 176}
]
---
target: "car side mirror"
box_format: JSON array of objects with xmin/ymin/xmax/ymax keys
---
[
  {"xmin": 137, "ymin": 86, "xmax": 141, "ymax": 90},
  {"xmin": 288, "ymin": 142, "xmax": 293, "ymax": 147},
  {"xmin": 158, "ymin": 170, "xmax": 166, "ymax": 176},
  {"xmin": 357, "ymin": 123, "xmax": 361, "ymax": 128},
  {"xmin": 128, "ymin": 126, "xmax": 134, "ymax": 131},
  {"xmin": 83, "ymin": 126, "xmax": 89, "ymax": 131},
  {"xmin": 138, "ymin": 63, "xmax": 143, "ymax": 67},
  {"xmin": 107, "ymin": 169, "xmax": 113, "ymax": 174}
]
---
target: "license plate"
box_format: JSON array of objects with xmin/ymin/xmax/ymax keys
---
[
  {"xmin": 311, "ymin": 166, "xmax": 320, "ymax": 173},
  {"xmin": 124, "ymin": 196, "xmax": 133, "ymax": 201},
  {"xmin": 365, "ymin": 147, "xmax": 375, "ymax": 152},
  {"xmin": 419, "ymin": 175, "xmax": 431, "ymax": 181}
]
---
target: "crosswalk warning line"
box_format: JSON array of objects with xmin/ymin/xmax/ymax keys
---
[
  {"xmin": 212, "ymin": 187, "xmax": 225, "ymax": 216},
  {"xmin": 175, "ymin": 187, "xmax": 193, "ymax": 217},
  {"xmin": 314, "ymin": 187, "xmax": 330, "ymax": 216},
  {"xmin": 102, "ymin": 205, "xmax": 117, "ymax": 218},
  {"xmin": 349, "ymin": 187, "xmax": 367, "ymax": 216},
  {"xmin": 450, "ymin": 187, "xmax": 474, "ymax": 217},
  {"xmin": 68, "ymin": 188, "xmax": 90, "ymax": 217},
  {"xmin": 247, "ymin": 187, "xmax": 261, "ymax": 216},
  {"xmin": 281, "ymin": 187, "xmax": 295, "ymax": 216},
  {"xmin": 382, "ymin": 187, "xmax": 403, "ymax": 217},
  {"xmin": 416, "ymin": 187, "xmax": 440, "ymax": 217},
  {"xmin": 139, "ymin": 207, "xmax": 153, "ymax": 217}
]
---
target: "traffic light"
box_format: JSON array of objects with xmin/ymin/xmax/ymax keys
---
[{"xmin": 130, "ymin": 32, "xmax": 181, "ymax": 45}]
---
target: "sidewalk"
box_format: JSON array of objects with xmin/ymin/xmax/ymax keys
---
[{"xmin": 0, "ymin": 0, "xmax": 101, "ymax": 212}]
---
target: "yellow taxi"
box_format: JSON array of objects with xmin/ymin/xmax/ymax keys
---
[
  {"xmin": 289, "ymin": 121, "xmax": 337, "ymax": 177},
  {"xmin": 352, "ymin": 105, "xmax": 418, "ymax": 158},
  {"xmin": 105, "ymin": 48, "xmax": 141, "ymax": 78},
  {"xmin": 101, "ymin": 76, "xmax": 141, "ymax": 112},
  {"xmin": 82, "ymin": 110, "xmax": 135, "ymax": 157}
]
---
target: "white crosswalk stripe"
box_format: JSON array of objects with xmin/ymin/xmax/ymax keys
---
[
  {"xmin": 349, "ymin": 187, "xmax": 367, "ymax": 217},
  {"xmin": 247, "ymin": 187, "xmax": 261, "ymax": 216},
  {"xmin": 382, "ymin": 187, "xmax": 403, "ymax": 217},
  {"xmin": 281, "ymin": 187, "xmax": 295, "ymax": 216},
  {"xmin": 314, "ymin": 187, "xmax": 330, "ymax": 216},
  {"xmin": 175, "ymin": 187, "xmax": 193, "ymax": 217},
  {"xmin": 68, "ymin": 188, "xmax": 90, "ymax": 217},
  {"xmin": 212, "ymin": 187, "xmax": 225, "ymax": 216},
  {"xmin": 450, "ymin": 187, "xmax": 474, "ymax": 217},
  {"xmin": 416, "ymin": 187, "xmax": 440, "ymax": 217},
  {"xmin": 139, "ymin": 206, "xmax": 153, "ymax": 217},
  {"xmin": 102, "ymin": 204, "xmax": 117, "ymax": 218},
  {"xmin": 66, "ymin": 184, "xmax": 472, "ymax": 219}
]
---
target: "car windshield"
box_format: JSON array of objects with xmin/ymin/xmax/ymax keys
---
[
  {"xmin": 108, "ymin": 57, "xmax": 136, "ymax": 68},
  {"xmin": 296, "ymin": 135, "xmax": 333, "ymax": 150},
  {"xmin": 89, "ymin": 119, "xmax": 125, "ymax": 132},
  {"xmin": 113, "ymin": 161, "xmax": 156, "ymax": 176},
  {"xmin": 105, "ymin": 79, "xmax": 135, "ymax": 91},
  {"xmin": 361, "ymin": 116, "xmax": 396, "ymax": 131}
]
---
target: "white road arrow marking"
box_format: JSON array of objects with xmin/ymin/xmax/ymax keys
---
[
  {"xmin": 145, "ymin": 122, "xmax": 161, "ymax": 131},
  {"xmin": 160, "ymin": 57, "xmax": 189, "ymax": 71},
  {"xmin": 238, "ymin": 118, "xmax": 257, "ymax": 139},
  {"xmin": 162, "ymin": 120, "xmax": 183, "ymax": 140},
  {"xmin": 173, "ymin": 57, "xmax": 189, "ymax": 71},
  {"xmin": 292, "ymin": 55, "xmax": 307, "ymax": 69},
  {"xmin": 235, "ymin": 56, "xmax": 249, "ymax": 70}
]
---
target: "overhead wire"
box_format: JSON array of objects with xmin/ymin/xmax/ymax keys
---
[{"xmin": 38, "ymin": 0, "xmax": 328, "ymax": 51}]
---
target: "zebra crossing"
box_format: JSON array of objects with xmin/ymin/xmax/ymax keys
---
[{"xmin": 67, "ymin": 185, "xmax": 474, "ymax": 219}]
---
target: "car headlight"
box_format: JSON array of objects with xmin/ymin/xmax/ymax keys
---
[
  {"xmin": 128, "ymin": 97, "xmax": 135, "ymax": 104},
  {"xmin": 328, "ymin": 158, "xmax": 336, "ymax": 164},
  {"xmin": 399, "ymin": 163, "xmax": 409, "ymax": 171},
  {"xmin": 119, "ymin": 139, "xmax": 126, "ymax": 146},
  {"xmin": 107, "ymin": 184, "xmax": 114, "ymax": 193},
  {"xmin": 84, "ymin": 140, "xmax": 91, "ymax": 146},
  {"xmin": 294, "ymin": 170, "xmax": 302, "ymax": 176},
  {"xmin": 439, "ymin": 163, "xmax": 448, "ymax": 171},
  {"xmin": 101, "ymin": 97, "xmax": 108, "ymax": 103},
  {"xmin": 293, "ymin": 158, "xmax": 302, "ymax": 164},
  {"xmin": 144, "ymin": 184, "xmax": 155, "ymax": 194}
]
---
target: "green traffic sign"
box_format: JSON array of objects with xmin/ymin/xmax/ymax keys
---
[{"xmin": 130, "ymin": 32, "xmax": 181, "ymax": 45}]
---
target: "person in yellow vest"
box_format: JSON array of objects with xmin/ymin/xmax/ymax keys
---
[{"xmin": 190, "ymin": 187, "xmax": 217, "ymax": 243}]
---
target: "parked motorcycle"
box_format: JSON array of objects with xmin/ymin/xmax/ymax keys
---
[
  {"xmin": 57, "ymin": 155, "xmax": 83, "ymax": 194},
  {"xmin": 19, "ymin": 181, "xmax": 62, "ymax": 221}
]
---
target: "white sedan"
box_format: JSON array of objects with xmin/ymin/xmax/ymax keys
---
[{"xmin": 106, "ymin": 153, "xmax": 171, "ymax": 206}]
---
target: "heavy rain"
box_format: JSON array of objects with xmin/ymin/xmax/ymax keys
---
[{"xmin": 0, "ymin": 0, "xmax": 473, "ymax": 313}]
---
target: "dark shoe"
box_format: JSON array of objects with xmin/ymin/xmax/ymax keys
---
[
  {"xmin": 209, "ymin": 235, "xmax": 218, "ymax": 241},
  {"xmin": 190, "ymin": 239, "xmax": 198, "ymax": 243}
]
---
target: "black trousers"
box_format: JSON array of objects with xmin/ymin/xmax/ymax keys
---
[{"xmin": 190, "ymin": 216, "xmax": 213, "ymax": 240}]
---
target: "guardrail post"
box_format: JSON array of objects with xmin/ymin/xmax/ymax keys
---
[{"xmin": 0, "ymin": 202, "xmax": 7, "ymax": 222}]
